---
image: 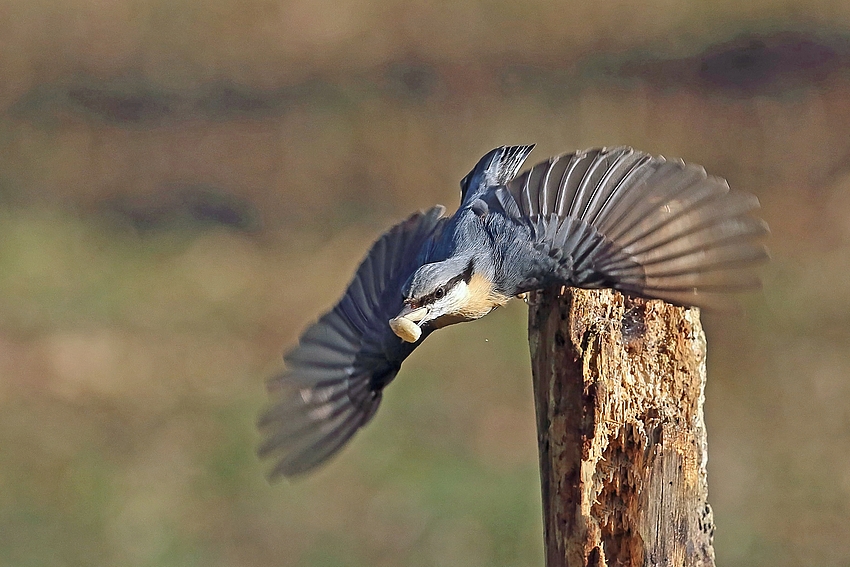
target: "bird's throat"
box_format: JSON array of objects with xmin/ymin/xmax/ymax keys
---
[{"xmin": 431, "ymin": 273, "xmax": 510, "ymax": 329}]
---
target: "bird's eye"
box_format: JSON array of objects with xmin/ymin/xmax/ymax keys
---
[{"xmin": 434, "ymin": 287, "xmax": 445, "ymax": 300}]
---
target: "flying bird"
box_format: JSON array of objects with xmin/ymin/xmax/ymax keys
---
[{"xmin": 258, "ymin": 145, "xmax": 768, "ymax": 478}]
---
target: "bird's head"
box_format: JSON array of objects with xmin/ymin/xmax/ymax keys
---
[{"xmin": 390, "ymin": 256, "xmax": 507, "ymax": 343}]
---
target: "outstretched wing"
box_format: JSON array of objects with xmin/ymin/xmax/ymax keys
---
[
  {"xmin": 258, "ymin": 207, "xmax": 447, "ymax": 478},
  {"xmin": 490, "ymin": 147, "xmax": 768, "ymax": 307}
]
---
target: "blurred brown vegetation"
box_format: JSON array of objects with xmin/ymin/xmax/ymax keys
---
[{"xmin": 2, "ymin": 1, "xmax": 850, "ymax": 566}]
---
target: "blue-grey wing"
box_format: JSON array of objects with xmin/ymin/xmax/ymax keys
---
[
  {"xmin": 486, "ymin": 147, "xmax": 768, "ymax": 307},
  {"xmin": 258, "ymin": 206, "xmax": 447, "ymax": 478}
]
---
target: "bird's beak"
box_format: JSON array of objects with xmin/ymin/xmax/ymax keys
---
[{"xmin": 389, "ymin": 305, "xmax": 429, "ymax": 343}]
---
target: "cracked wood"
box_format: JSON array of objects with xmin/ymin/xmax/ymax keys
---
[{"xmin": 528, "ymin": 288, "xmax": 716, "ymax": 567}]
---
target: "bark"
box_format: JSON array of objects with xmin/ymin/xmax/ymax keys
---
[{"xmin": 528, "ymin": 287, "xmax": 716, "ymax": 567}]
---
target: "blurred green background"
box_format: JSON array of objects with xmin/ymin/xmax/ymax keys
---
[{"xmin": 0, "ymin": 1, "xmax": 849, "ymax": 566}]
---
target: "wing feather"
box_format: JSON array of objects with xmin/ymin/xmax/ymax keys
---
[
  {"xmin": 259, "ymin": 207, "xmax": 446, "ymax": 479},
  {"xmin": 499, "ymin": 147, "xmax": 767, "ymax": 307}
]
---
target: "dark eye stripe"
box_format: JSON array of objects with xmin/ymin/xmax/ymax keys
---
[{"xmin": 419, "ymin": 272, "xmax": 467, "ymax": 305}]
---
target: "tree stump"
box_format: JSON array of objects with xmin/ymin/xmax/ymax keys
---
[{"xmin": 528, "ymin": 287, "xmax": 716, "ymax": 567}]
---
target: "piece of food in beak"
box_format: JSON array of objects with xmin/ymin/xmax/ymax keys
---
[
  {"xmin": 389, "ymin": 316, "xmax": 422, "ymax": 343},
  {"xmin": 389, "ymin": 306, "xmax": 428, "ymax": 343}
]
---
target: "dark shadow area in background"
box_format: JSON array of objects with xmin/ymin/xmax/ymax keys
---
[
  {"xmin": 99, "ymin": 184, "xmax": 261, "ymax": 233},
  {"xmin": 10, "ymin": 30, "xmax": 850, "ymax": 128}
]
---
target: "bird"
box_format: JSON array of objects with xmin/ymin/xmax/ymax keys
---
[{"xmin": 257, "ymin": 145, "xmax": 768, "ymax": 479}]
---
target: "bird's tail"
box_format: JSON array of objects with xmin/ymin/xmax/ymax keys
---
[{"xmin": 461, "ymin": 145, "xmax": 535, "ymax": 204}]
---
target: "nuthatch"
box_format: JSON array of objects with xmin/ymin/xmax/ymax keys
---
[{"xmin": 258, "ymin": 146, "xmax": 768, "ymax": 478}]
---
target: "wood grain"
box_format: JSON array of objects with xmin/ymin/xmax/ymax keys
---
[{"xmin": 528, "ymin": 288, "xmax": 715, "ymax": 567}]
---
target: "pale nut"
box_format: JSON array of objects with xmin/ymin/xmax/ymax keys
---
[{"xmin": 389, "ymin": 316, "xmax": 422, "ymax": 343}]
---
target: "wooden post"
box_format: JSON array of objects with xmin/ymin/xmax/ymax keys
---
[{"xmin": 528, "ymin": 287, "xmax": 716, "ymax": 567}]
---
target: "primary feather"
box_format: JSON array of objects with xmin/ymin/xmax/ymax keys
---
[{"xmin": 258, "ymin": 206, "xmax": 447, "ymax": 477}]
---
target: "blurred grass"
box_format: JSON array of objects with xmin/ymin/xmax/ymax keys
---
[{"xmin": 3, "ymin": 1, "xmax": 850, "ymax": 566}]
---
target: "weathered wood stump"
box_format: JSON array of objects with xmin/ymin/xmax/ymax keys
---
[{"xmin": 528, "ymin": 287, "xmax": 715, "ymax": 567}]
